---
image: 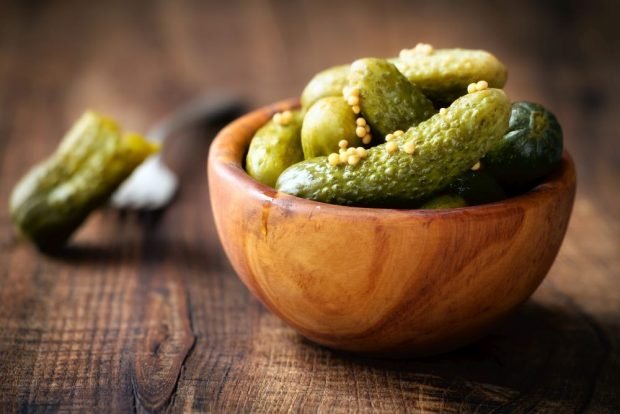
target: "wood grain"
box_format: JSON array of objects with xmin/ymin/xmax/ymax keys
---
[
  {"xmin": 0, "ymin": 0, "xmax": 618, "ymax": 412},
  {"xmin": 209, "ymin": 101, "xmax": 576, "ymax": 357}
]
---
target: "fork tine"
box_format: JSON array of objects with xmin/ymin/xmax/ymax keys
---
[{"xmin": 111, "ymin": 93, "xmax": 245, "ymax": 210}]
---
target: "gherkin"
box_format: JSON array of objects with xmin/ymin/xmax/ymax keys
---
[
  {"xmin": 245, "ymin": 110, "xmax": 304, "ymax": 187},
  {"xmin": 300, "ymin": 64, "xmax": 350, "ymax": 111},
  {"xmin": 301, "ymin": 97, "xmax": 362, "ymax": 159},
  {"xmin": 276, "ymin": 88, "xmax": 511, "ymax": 207},
  {"xmin": 420, "ymin": 194, "xmax": 467, "ymax": 209},
  {"xmin": 349, "ymin": 58, "xmax": 436, "ymax": 139},
  {"xmin": 483, "ymin": 101, "xmax": 563, "ymax": 186},
  {"xmin": 391, "ymin": 48, "xmax": 507, "ymax": 106},
  {"xmin": 10, "ymin": 112, "xmax": 158, "ymax": 249}
]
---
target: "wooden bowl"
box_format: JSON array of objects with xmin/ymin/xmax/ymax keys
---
[{"xmin": 208, "ymin": 99, "xmax": 576, "ymax": 357}]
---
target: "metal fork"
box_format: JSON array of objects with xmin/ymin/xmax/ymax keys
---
[{"xmin": 111, "ymin": 92, "xmax": 244, "ymax": 210}]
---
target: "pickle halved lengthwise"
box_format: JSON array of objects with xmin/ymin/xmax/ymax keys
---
[{"xmin": 9, "ymin": 111, "xmax": 159, "ymax": 250}]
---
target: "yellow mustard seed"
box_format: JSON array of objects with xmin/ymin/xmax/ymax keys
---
[
  {"xmin": 393, "ymin": 130, "xmax": 404, "ymax": 137},
  {"xmin": 280, "ymin": 110, "xmax": 292, "ymax": 125},
  {"xmin": 471, "ymin": 161, "xmax": 481, "ymax": 171},
  {"xmin": 347, "ymin": 95, "xmax": 360, "ymax": 106},
  {"xmin": 356, "ymin": 147, "xmax": 367, "ymax": 158},
  {"xmin": 273, "ymin": 112, "xmax": 282, "ymax": 124},
  {"xmin": 356, "ymin": 117, "xmax": 366, "ymax": 127},
  {"xmin": 386, "ymin": 141, "xmax": 398, "ymax": 154},
  {"xmin": 355, "ymin": 126, "xmax": 367, "ymax": 138},
  {"xmin": 346, "ymin": 147, "xmax": 356, "ymax": 155},
  {"xmin": 352, "ymin": 105, "xmax": 361, "ymax": 114},
  {"xmin": 348, "ymin": 155, "xmax": 360, "ymax": 165},
  {"xmin": 339, "ymin": 152, "xmax": 348, "ymax": 163},
  {"xmin": 362, "ymin": 136, "xmax": 372, "ymax": 145},
  {"xmin": 403, "ymin": 141, "xmax": 416, "ymax": 154},
  {"xmin": 338, "ymin": 139, "xmax": 349, "ymax": 149},
  {"xmin": 467, "ymin": 83, "xmax": 477, "ymax": 94},
  {"xmin": 328, "ymin": 153, "xmax": 340, "ymax": 166},
  {"xmin": 476, "ymin": 80, "xmax": 489, "ymax": 90},
  {"xmin": 385, "ymin": 133, "xmax": 394, "ymax": 142}
]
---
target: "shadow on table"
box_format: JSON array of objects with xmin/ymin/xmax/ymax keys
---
[
  {"xmin": 297, "ymin": 298, "xmax": 616, "ymax": 408},
  {"xmin": 46, "ymin": 227, "xmax": 230, "ymax": 273}
]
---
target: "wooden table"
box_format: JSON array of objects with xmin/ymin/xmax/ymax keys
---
[{"xmin": 1, "ymin": 1, "xmax": 618, "ymax": 412}]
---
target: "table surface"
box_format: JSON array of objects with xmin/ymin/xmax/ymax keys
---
[{"xmin": 1, "ymin": 0, "xmax": 618, "ymax": 412}]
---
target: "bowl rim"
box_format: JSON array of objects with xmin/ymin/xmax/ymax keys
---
[{"xmin": 208, "ymin": 98, "xmax": 576, "ymax": 219}]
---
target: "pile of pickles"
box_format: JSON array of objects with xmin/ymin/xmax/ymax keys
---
[{"xmin": 246, "ymin": 45, "xmax": 564, "ymax": 208}]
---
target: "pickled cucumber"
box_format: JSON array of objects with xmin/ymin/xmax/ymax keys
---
[
  {"xmin": 448, "ymin": 170, "xmax": 507, "ymax": 205},
  {"xmin": 420, "ymin": 194, "xmax": 467, "ymax": 209},
  {"xmin": 9, "ymin": 111, "xmax": 158, "ymax": 249},
  {"xmin": 349, "ymin": 58, "xmax": 436, "ymax": 139},
  {"xmin": 301, "ymin": 97, "xmax": 362, "ymax": 159},
  {"xmin": 276, "ymin": 88, "xmax": 511, "ymax": 207},
  {"xmin": 245, "ymin": 110, "xmax": 304, "ymax": 187},
  {"xmin": 300, "ymin": 64, "xmax": 349, "ymax": 111},
  {"xmin": 483, "ymin": 101, "xmax": 563, "ymax": 186},
  {"xmin": 393, "ymin": 47, "xmax": 507, "ymax": 106}
]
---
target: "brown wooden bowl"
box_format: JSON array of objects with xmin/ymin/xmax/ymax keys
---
[{"xmin": 207, "ymin": 99, "xmax": 576, "ymax": 358}]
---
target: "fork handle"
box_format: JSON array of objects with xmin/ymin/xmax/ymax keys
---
[{"xmin": 147, "ymin": 92, "xmax": 245, "ymax": 143}]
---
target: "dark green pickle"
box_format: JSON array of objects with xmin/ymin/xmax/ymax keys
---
[
  {"xmin": 448, "ymin": 170, "xmax": 507, "ymax": 205},
  {"xmin": 484, "ymin": 101, "xmax": 563, "ymax": 187}
]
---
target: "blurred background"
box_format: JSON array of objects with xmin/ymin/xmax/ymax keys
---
[
  {"xmin": 0, "ymin": 0, "xmax": 618, "ymax": 214},
  {"xmin": 1, "ymin": 0, "xmax": 620, "ymax": 411}
]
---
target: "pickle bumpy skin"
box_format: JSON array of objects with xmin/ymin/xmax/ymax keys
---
[
  {"xmin": 392, "ymin": 46, "xmax": 507, "ymax": 106},
  {"xmin": 300, "ymin": 64, "xmax": 350, "ymax": 111},
  {"xmin": 245, "ymin": 109, "xmax": 304, "ymax": 187},
  {"xmin": 276, "ymin": 88, "xmax": 511, "ymax": 207},
  {"xmin": 349, "ymin": 58, "xmax": 436, "ymax": 139},
  {"xmin": 9, "ymin": 111, "xmax": 158, "ymax": 249}
]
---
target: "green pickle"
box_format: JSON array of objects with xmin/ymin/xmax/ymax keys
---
[
  {"xmin": 300, "ymin": 64, "xmax": 349, "ymax": 111},
  {"xmin": 245, "ymin": 109, "xmax": 304, "ymax": 187},
  {"xmin": 448, "ymin": 170, "xmax": 507, "ymax": 205},
  {"xmin": 301, "ymin": 97, "xmax": 362, "ymax": 159},
  {"xmin": 9, "ymin": 111, "xmax": 158, "ymax": 249},
  {"xmin": 392, "ymin": 47, "xmax": 507, "ymax": 106},
  {"xmin": 276, "ymin": 88, "xmax": 511, "ymax": 207},
  {"xmin": 483, "ymin": 101, "xmax": 563, "ymax": 187},
  {"xmin": 349, "ymin": 58, "xmax": 435, "ymax": 139},
  {"xmin": 420, "ymin": 194, "xmax": 467, "ymax": 209}
]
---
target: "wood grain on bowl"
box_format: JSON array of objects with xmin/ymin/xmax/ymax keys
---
[{"xmin": 208, "ymin": 100, "xmax": 577, "ymax": 357}]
